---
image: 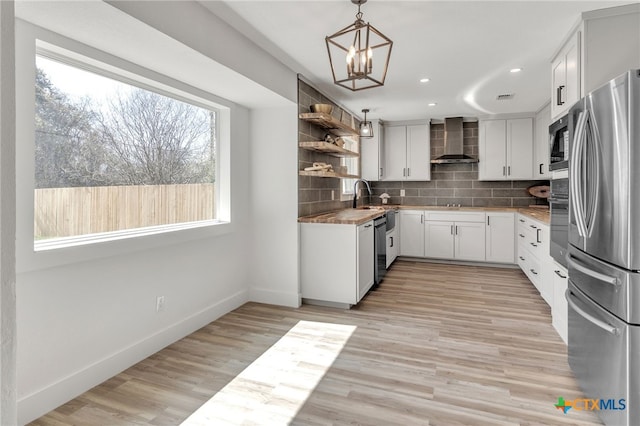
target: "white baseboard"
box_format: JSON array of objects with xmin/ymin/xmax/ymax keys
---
[
  {"xmin": 249, "ymin": 286, "xmax": 301, "ymax": 308},
  {"xmin": 18, "ymin": 289, "xmax": 249, "ymax": 425}
]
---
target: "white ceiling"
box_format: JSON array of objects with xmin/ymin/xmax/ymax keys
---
[
  {"xmin": 203, "ymin": 0, "xmax": 632, "ymax": 121},
  {"xmin": 15, "ymin": 0, "xmax": 294, "ymax": 110}
]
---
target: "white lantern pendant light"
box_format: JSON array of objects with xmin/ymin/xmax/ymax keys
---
[{"xmin": 359, "ymin": 109, "xmax": 373, "ymax": 138}]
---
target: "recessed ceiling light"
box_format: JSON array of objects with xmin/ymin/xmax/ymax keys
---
[
  {"xmin": 510, "ymin": 68, "xmax": 522, "ymax": 73},
  {"xmin": 428, "ymin": 102, "xmax": 437, "ymax": 107},
  {"xmin": 420, "ymin": 78, "xmax": 430, "ymax": 83}
]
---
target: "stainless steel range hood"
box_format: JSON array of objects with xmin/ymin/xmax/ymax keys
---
[{"xmin": 431, "ymin": 117, "xmax": 478, "ymax": 164}]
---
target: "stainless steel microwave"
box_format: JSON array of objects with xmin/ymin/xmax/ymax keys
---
[{"xmin": 549, "ymin": 115, "xmax": 569, "ymax": 170}]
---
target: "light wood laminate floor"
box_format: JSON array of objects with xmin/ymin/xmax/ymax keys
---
[{"xmin": 30, "ymin": 261, "xmax": 601, "ymax": 425}]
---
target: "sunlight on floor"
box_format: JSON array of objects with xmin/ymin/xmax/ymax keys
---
[{"xmin": 180, "ymin": 320, "xmax": 356, "ymax": 425}]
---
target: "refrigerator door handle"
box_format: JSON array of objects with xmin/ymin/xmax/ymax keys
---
[
  {"xmin": 584, "ymin": 115, "xmax": 601, "ymax": 235},
  {"xmin": 570, "ymin": 110, "xmax": 589, "ymax": 238},
  {"xmin": 568, "ymin": 255, "xmax": 618, "ymax": 287},
  {"xmin": 566, "ymin": 289, "xmax": 619, "ymax": 336}
]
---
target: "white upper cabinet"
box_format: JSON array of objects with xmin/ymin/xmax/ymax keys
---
[
  {"xmin": 551, "ymin": 31, "xmax": 580, "ymax": 120},
  {"xmin": 534, "ymin": 103, "xmax": 552, "ymax": 179},
  {"xmin": 406, "ymin": 125, "xmax": 431, "ymax": 181},
  {"xmin": 478, "ymin": 118, "xmax": 533, "ymax": 181},
  {"xmin": 550, "ymin": 3, "xmax": 640, "ymax": 121},
  {"xmin": 384, "ymin": 124, "xmax": 431, "ymax": 181},
  {"xmin": 384, "ymin": 126, "xmax": 407, "ymax": 181},
  {"xmin": 360, "ymin": 120, "xmax": 385, "ymax": 181}
]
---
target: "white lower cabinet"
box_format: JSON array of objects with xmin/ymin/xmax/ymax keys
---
[
  {"xmin": 517, "ymin": 214, "xmax": 554, "ymax": 307},
  {"xmin": 424, "ymin": 221, "xmax": 455, "ymax": 259},
  {"xmin": 358, "ymin": 222, "xmax": 375, "ymax": 301},
  {"xmin": 552, "ymin": 263, "xmax": 568, "ymax": 344},
  {"xmin": 455, "ymin": 222, "xmax": 486, "ymax": 261},
  {"xmin": 300, "ymin": 221, "xmax": 374, "ymax": 306},
  {"xmin": 485, "ymin": 212, "xmax": 515, "ymax": 263},
  {"xmin": 386, "ymin": 222, "xmax": 399, "ymax": 268},
  {"xmin": 399, "ymin": 209, "xmax": 517, "ymax": 263},
  {"xmin": 424, "ymin": 211, "xmax": 486, "ymax": 262},
  {"xmin": 400, "ymin": 210, "xmax": 425, "ymax": 257}
]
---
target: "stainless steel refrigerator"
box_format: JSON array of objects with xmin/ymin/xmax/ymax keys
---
[{"xmin": 566, "ymin": 69, "xmax": 640, "ymax": 426}]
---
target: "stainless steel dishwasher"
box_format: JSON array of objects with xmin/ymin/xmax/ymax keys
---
[{"xmin": 374, "ymin": 214, "xmax": 387, "ymax": 285}]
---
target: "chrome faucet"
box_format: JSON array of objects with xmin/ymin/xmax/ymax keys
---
[{"xmin": 353, "ymin": 179, "xmax": 372, "ymax": 208}]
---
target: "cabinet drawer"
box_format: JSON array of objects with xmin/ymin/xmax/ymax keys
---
[{"xmin": 426, "ymin": 211, "xmax": 485, "ymax": 222}]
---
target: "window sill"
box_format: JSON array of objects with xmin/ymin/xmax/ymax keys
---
[
  {"xmin": 19, "ymin": 220, "xmax": 232, "ymax": 273},
  {"xmin": 34, "ymin": 220, "xmax": 228, "ymax": 252}
]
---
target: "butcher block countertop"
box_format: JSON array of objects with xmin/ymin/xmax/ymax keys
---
[
  {"xmin": 298, "ymin": 207, "xmax": 386, "ymax": 225},
  {"xmin": 518, "ymin": 207, "xmax": 550, "ymax": 224},
  {"xmin": 299, "ymin": 205, "xmax": 550, "ymax": 226}
]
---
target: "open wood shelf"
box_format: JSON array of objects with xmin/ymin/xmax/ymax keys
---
[
  {"xmin": 299, "ymin": 112, "xmax": 359, "ymax": 137},
  {"xmin": 299, "ymin": 170, "xmax": 359, "ymax": 179},
  {"xmin": 298, "ymin": 141, "xmax": 359, "ymax": 158}
]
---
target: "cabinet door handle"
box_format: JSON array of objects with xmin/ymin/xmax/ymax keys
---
[
  {"xmin": 455, "ymin": 226, "xmax": 458, "ymax": 235},
  {"xmin": 364, "ymin": 224, "xmax": 372, "ymax": 228},
  {"xmin": 507, "ymin": 166, "xmax": 511, "ymax": 176},
  {"xmin": 530, "ymin": 242, "xmax": 538, "ymax": 247},
  {"xmin": 487, "ymin": 216, "xmax": 490, "ymax": 226},
  {"xmin": 407, "ymin": 167, "xmax": 410, "ymax": 177},
  {"xmin": 519, "ymin": 233, "xmax": 525, "ymax": 238},
  {"xmin": 536, "ymin": 228, "xmax": 542, "ymax": 243},
  {"xmin": 519, "ymin": 219, "xmax": 525, "ymax": 223},
  {"xmin": 554, "ymin": 269, "xmax": 567, "ymax": 279},
  {"xmin": 539, "ymin": 163, "xmax": 544, "ymax": 175},
  {"xmin": 450, "ymin": 225, "xmax": 454, "ymax": 235},
  {"xmin": 519, "ymin": 256, "xmax": 525, "ymax": 261},
  {"xmin": 380, "ymin": 167, "xmax": 383, "ymax": 178},
  {"xmin": 421, "ymin": 214, "xmax": 424, "ymax": 224},
  {"xmin": 557, "ymin": 85, "xmax": 565, "ymax": 105},
  {"xmin": 530, "ymin": 224, "xmax": 537, "ymax": 229},
  {"xmin": 403, "ymin": 168, "xmax": 406, "ymax": 177},
  {"xmin": 502, "ymin": 166, "xmax": 506, "ymax": 176},
  {"xmin": 390, "ymin": 236, "xmax": 394, "ymax": 247},
  {"xmin": 530, "ymin": 268, "xmax": 538, "ymax": 275}
]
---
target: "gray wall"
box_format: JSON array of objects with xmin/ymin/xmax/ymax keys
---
[
  {"xmin": 370, "ymin": 122, "xmax": 548, "ymax": 207},
  {"xmin": 298, "ymin": 81, "xmax": 549, "ymax": 216},
  {"xmin": 298, "ymin": 79, "xmax": 359, "ymax": 217}
]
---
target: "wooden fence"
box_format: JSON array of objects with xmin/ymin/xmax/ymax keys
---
[{"xmin": 35, "ymin": 183, "xmax": 215, "ymax": 239}]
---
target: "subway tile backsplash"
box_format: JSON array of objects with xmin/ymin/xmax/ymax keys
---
[{"xmin": 297, "ymin": 78, "xmax": 549, "ymax": 216}]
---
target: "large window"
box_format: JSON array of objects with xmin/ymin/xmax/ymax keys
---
[
  {"xmin": 34, "ymin": 54, "xmax": 218, "ymax": 244},
  {"xmin": 341, "ymin": 136, "xmax": 360, "ymax": 200}
]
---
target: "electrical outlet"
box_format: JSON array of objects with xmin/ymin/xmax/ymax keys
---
[
  {"xmin": 400, "ymin": 189, "xmax": 406, "ymax": 197},
  {"xmin": 331, "ymin": 190, "xmax": 335, "ymax": 200},
  {"xmin": 156, "ymin": 296, "xmax": 165, "ymax": 312}
]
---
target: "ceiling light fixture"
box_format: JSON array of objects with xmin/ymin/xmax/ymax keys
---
[
  {"xmin": 359, "ymin": 109, "xmax": 374, "ymax": 138},
  {"xmin": 325, "ymin": 0, "xmax": 393, "ymax": 91},
  {"xmin": 510, "ymin": 68, "xmax": 522, "ymax": 73},
  {"xmin": 428, "ymin": 103, "xmax": 437, "ymax": 107},
  {"xmin": 420, "ymin": 78, "xmax": 430, "ymax": 83}
]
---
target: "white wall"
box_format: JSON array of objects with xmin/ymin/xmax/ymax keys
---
[
  {"xmin": 14, "ymin": 1, "xmax": 300, "ymax": 424},
  {"xmin": 249, "ymin": 107, "xmax": 300, "ymax": 308},
  {"xmin": 0, "ymin": 1, "xmax": 17, "ymax": 424}
]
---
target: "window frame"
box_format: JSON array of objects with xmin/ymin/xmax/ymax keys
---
[{"xmin": 16, "ymin": 22, "xmax": 235, "ymax": 272}]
